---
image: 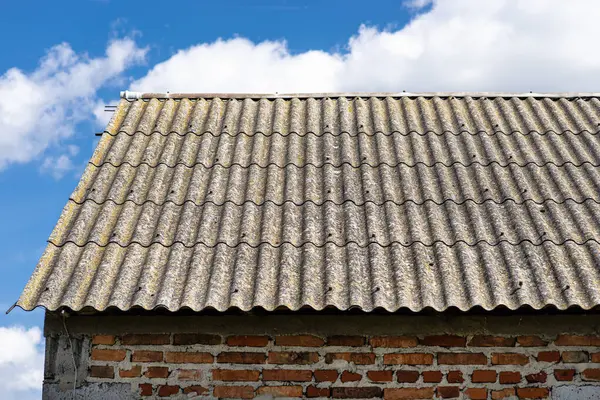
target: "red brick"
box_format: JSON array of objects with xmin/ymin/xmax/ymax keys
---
[
  {"xmin": 499, "ymin": 371, "xmax": 521, "ymax": 384},
  {"xmin": 438, "ymin": 353, "xmax": 487, "ymax": 365},
  {"xmin": 536, "ymin": 351, "xmax": 559, "ymax": 362},
  {"xmin": 525, "ymin": 371, "xmax": 547, "ymax": 383},
  {"xmin": 422, "ymin": 370, "xmax": 442, "ymax": 383},
  {"xmin": 218, "ymin": 352, "xmax": 266, "ymax": 364},
  {"xmin": 370, "ymin": 336, "xmax": 418, "ymax": 348},
  {"xmin": 341, "ymin": 370, "xmax": 362, "ymax": 382},
  {"xmin": 257, "ymin": 385, "xmax": 302, "ymax": 397},
  {"xmin": 121, "ymin": 334, "xmax": 170, "ymax": 345},
  {"xmin": 384, "ymin": 353, "xmax": 433, "ymax": 365},
  {"xmin": 384, "ymin": 387, "xmax": 435, "ymax": 399},
  {"xmin": 263, "ymin": 369, "xmax": 312, "ymax": 381},
  {"xmin": 314, "ymin": 369, "xmax": 338, "ymax": 382},
  {"xmin": 555, "ymin": 334, "xmax": 600, "ymax": 346},
  {"xmin": 465, "ymin": 388, "xmax": 487, "ymax": 400},
  {"xmin": 226, "ymin": 335, "xmax": 269, "ymax": 347},
  {"xmin": 89, "ymin": 365, "xmax": 114, "ymax": 378},
  {"xmin": 92, "ymin": 335, "xmax": 116, "ymax": 345},
  {"xmin": 139, "ymin": 383, "xmax": 153, "ymax": 396},
  {"xmin": 213, "ymin": 369, "xmax": 260, "ymax": 381},
  {"xmin": 592, "ymin": 352, "xmax": 600, "ymax": 362},
  {"xmin": 177, "ymin": 369, "xmax": 201, "ymax": 381},
  {"xmin": 214, "ymin": 385, "xmax": 254, "ymax": 399},
  {"xmin": 275, "ymin": 335, "xmax": 324, "ymax": 347},
  {"xmin": 166, "ymin": 351, "xmax": 213, "ymax": 364},
  {"xmin": 132, "ymin": 350, "xmax": 163, "ymax": 362},
  {"xmin": 516, "ymin": 336, "xmax": 548, "ymax": 347},
  {"xmin": 307, "ymin": 386, "xmax": 330, "ymax": 397},
  {"xmin": 583, "ymin": 368, "xmax": 600, "ymax": 381},
  {"xmin": 119, "ymin": 365, "xmax": 142, "ymax": 378},
  {"xmin": 492, "ymin": 388, "xmax": 515, "ymax": 399},
  {"xmin": 367, "ymin": 370, "xmax": 393, "ymax": 382},
  {"xmin": 157, "ymin": 385, "xmax": 179, "ymax": 397},
  {"xmin": 468, "ymin": 335, "xmax": 516, "ymax": 347},
  {"xmin": 491, "ymin": 352, "xmax": 528, "ymax": 365},
  {"xmin": 472, "ymin": 370, "xmax": 497, "ymax": 383},
  {"xmin": 516, "ymin": 387, "xmax": 549, "ymax": 399},
  {"xmin": 332, "ymin": 387, "xmax": 383, "ymax": 398},
  {"xmin": 325, "ymin": 352, "xmax": 375, "ymax": 365},
  {"xmin": 447, "ymin": 370, "xmax": 464, "ymax": 383},
  {"xmin": 554, "ymin": 369, "xmax": 575, "ymax": 381},
  {"xmin": 327, "ymin": 335, "xmax": 365, "ymax": 346},
  {"xmin": 144, "ymin": 366, "xmax": 169, "ymax": 379},
  {"xmin": 396, "ymin": 370, "xmax": 419, "ymax": 383},
  {"xmin": 183, "ymin": 386, "xmax": 208, "ymax": 396},
  {"xmin": 91, "ymin": 348, "xmax": 126, "ymax": 362},
  {"xmin": 173, "ymin": 333, "xmax": 221, "ymax": 345},
  {"xmin": 420, "ymin": 335, "xmax": 466, "ymax": 347},
  {"xmin": 437, "ymin": 387, "xmax": 460, "ymax": 398},
  {"xmin": 562, "ymin": 350, "xmax": 588, "ymax": 363},
  {"xmin": 269, "ymin": 351, "xmax": 318, "ymax": 364}
]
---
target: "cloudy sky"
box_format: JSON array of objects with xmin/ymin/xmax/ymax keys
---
[{"xmin": 2, "ymin": 0, "xmax": 600, "ymax": 397}]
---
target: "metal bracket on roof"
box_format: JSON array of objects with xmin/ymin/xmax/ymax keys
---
[{"xmin": 120, "ymin": 90, "xmax": 143, "ymax": 100}]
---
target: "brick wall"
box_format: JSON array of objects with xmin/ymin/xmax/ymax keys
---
[{"xmin": 84, "ymin": 331, "xmax": 600, "ymax": 399}]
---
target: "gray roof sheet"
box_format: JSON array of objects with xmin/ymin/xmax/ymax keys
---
[{"xmin": 15, "ymin": 94, "xmax": 600, "ymax": 312}]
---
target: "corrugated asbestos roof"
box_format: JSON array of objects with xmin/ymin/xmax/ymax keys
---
[{"xmin": 15, "ymin": 94, "xmax": 600, "ymax": 313}]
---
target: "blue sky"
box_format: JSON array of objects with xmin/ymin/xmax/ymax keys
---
[{"xmin": 2, "ymin": 0, "xmax": 600, "ymax": 397}]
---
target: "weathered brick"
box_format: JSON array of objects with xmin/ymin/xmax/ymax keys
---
[
  {"xmin": 516, "ymin": 336, "xmax": 548, "ymax": 347},
  {"xmin": 89, "ymin": 365, "xmax": 114, "ymax": 379},
  {"xmin": 173, "ymin": 333, "xmax": 221, "ymax": 345},
  {"xmin": 516, "ymin": 387, "xmax": 549, "ymax": 399},
  {"xmin": 332, "ymin": 387, "xmax": 383, "ymax": 398},
  {"xmin": 157, "ymin": 385, "xmax": 179, "ymax": 397},
  {"xmin": 269, "ymin": 351, "xmax": 318, "ymax": 364},
  {"xmin": 166, "ymin": 351, "xmax": 213, "ymax": 364},
  {"xmin": 341, "ymin": 370, "xmax": 362, "ymax": 382},
  {"xmin": 213, "ymin": 369, "xmax": 260, "ymax": 381},
  {"xmin": 384, "ymin": 353, "xmax": 433, "ymax": 365},
  {"xmin": 554, "ymin": 369, "xmax": 575, "ymax": 381},
  {"xmin": 327, "ymin": 335, "xmax": 366, "ymax": 346},
  {"xmin": 465, "ymin": 388, "xmax": 487, "ymax": 400},
  {"xmin": 226, "ymin": 335, "xmax": 269, "ymax": 347},
  {"xmin": 437, "ymin": 386, "xmax": 460, "ymax": 398},
  {"xmin": 132, "ymin": 350, "xmax": 163, "ymax": 362},
  {"xmin": 384, "ymin": 387, "xmax": 435, "ymax": 399},
  {"xmin": 438, "ymin": 353, "xmax": 487, "ymax": 365},
  {"xmin": 536, "ymin": 351, "xmax": 559, "ymax": 363},
  {"xmin": 217, "ymin": 352, "xmax": 265, "ymax": 364},
  {"xmin": 367, "ymin": 370, "xmax": 393, "ymax": 382},
  {"xmin": 314, "ymin": 369, "xmax": 338, "ymax": 382},
  {"xmin": 561, "ymin": 350, "xmax": 588, "ymax": 363},
  {"xmin": 471, "ymin": 370, "xmax": 497, "ymax": 383},
  {"xmin": 499, "ymin": 371, "xmax": 521, "ymax": 384},
  {"xmin": 447, "ymin": 370, "xmax": 464, "ymax": 383},
  {"xmin": 182, "ymin": 386, "xmax": 208, "ymax": 396},
  {"xmin": 144, "ymin": 366, "xmax": 169, "ymax": 379},
  {"xmin": 307, "ymin": 386, "xmax": 330, "ymax": 397},
  {"xmin": 555, "ymin": 334, "xmax": 600, "ymax": 346},
  {"xmin": 275, "ymin": 335, "xmax": 324, "ymax": 347},
  {"xmin": 491, "ymin": 388, "xmax": 515, "ymax": 399},
  {"xmin": 91, "ymin": 348, "xmax": 126, "ymax": 362},
  {"xmin": 92, "ymin": 335, "xmax": 116, "ymax": 345},
  {"xmin": 213, "ymin": 385, "xmax": 254, "ymax": 399},
  {"xmin": 325, "ymin": 352, "xmax": 375, "ymax": 365},
  {"xmin": 139, "ymin": 383, "xmax": 153, "ymax": 396},
  {"xmin": 525, "ymin": 371, "xmax": 547, "ymax": 383},
  {"xmin": 396, "ymin": 370, "xmax": 419, "ymax": 383},
  {"xmin": 491, "ymin": 352, "xmax": 528, "ymax": 365},
  {"xmin": 119, "ymin": 365, "xmax": 142, "ymax": 378},
  {"xmin": 370, "ymin": 336, "xmax": 418, "ymax": 348},
  {"xmin": 263, "ymin": 369, "xmax": 312, "ymax": 381},
  {"xmin": 592, "ymin": 352, "xmax": 600, "ymax": 362},
  {"xmin": 121, "ymin": 334, "xmax": 170, "ymax": 345},
  {"xmin": 257, "ymin": 385, "xmax": 302, "ymax": 397},
  {"xmin": 420, "ymin": 335, "xmax": 466, "ymax": 347},
  {"xmin": 177, "ymin": 369, "xmax": 201, "ymax": 381},
  {"xmin": 422, "ymin": 370, "xmax": 442, "ymax": 383},
  {"xmin": 583, "ymin": 368, "xmax": 600, "ymax": 381},
  {"xmin": 469, "ymin": 335, "xmax": 516, "ymax": 347}
]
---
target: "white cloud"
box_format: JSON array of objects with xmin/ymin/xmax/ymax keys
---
[
  {"xmin": 0, "ymin": 38, "xmax": 147, "ymax": 170},
  {"xmin": 131, "ymin": 0, "xmax": 600, "ymax": 94},
  {"xmin": 0, "ymin": 326, "xmax": 44, "ymax": 400}
]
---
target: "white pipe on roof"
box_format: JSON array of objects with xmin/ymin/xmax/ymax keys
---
[{"xmin": 120, "ymin": 91, "xmax": 143, "ymax": 100}]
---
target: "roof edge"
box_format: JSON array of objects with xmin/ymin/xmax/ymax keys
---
[{"xmin": 120, "ymin": 90, "xmax": 600, "ymax": 100}]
